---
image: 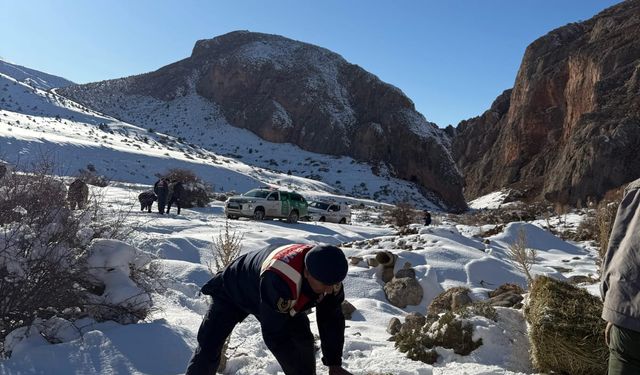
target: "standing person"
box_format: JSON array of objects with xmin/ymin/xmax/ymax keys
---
[
  {"xmin": 423, "ymin": 210, "xmax": 432, "ymax": 226},
  {"xmin": 154, "ymin": 178, "xmax": 169, "ymax": 214},
  {"xmin": 186, "ymin": 243, "xmax": 353, "ymax": 375},
  {"xmin": 167, "ymin": 179, "xmax": 184, "ymax": 215},
  {"xmin": 601, "ymin": 177, "xmax": 640, "ymax": 375}
]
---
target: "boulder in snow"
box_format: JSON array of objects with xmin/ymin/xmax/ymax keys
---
[{"xmin": 383, "ymin": 276, "xmax": 423, "ymax": 308}]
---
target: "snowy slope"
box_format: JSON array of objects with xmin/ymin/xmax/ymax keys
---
[
  {"xmin": 0, "ymin": 68, "xmax": 440, "ymax": 209},
  {"xmin": 0, "ymin": 59, "xmax": 74, "ymax": 90}
]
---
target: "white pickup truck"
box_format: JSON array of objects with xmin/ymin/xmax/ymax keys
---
[
  {"xmin": 307, "ymin": 201, "xmax": 351, "ymax": 224},
  {"xmin": 225, "ymin": 188, "xmax": 308, "ymax": 223}
]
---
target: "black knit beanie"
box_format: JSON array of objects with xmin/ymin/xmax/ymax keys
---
[{"xmin": 304, "ymin": 245, "xmax": 348, "ymax": 284}]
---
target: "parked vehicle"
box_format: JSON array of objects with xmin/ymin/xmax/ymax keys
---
[
  {"xmin": 307, "ymin": 200, "xmax": 351, "ymax": 224},
  {"xmin": 225, "ymin": 188, "xmax": 308, "ymax": 223}
]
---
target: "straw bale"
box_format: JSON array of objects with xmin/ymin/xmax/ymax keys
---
[{"xmin": 524, "ymin": 276, "xmax": 607, "ymax": 375}]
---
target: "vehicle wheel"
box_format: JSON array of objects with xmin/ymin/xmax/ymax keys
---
[
  {"xmin": 319, "ymin": 216, "xmax": 326, "ymax": 222},
  {"xmin": 287, "ymin": 210, "xmax": 299, "ymax": 224},
  {"xmin": 254, "ymin": 208, "xmax": 265, "ymax": 220},
  {"xmin": 339, "ymin": 218, "xmax": 347, "ymax": 224}
]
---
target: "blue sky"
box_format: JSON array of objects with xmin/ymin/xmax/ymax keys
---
[{"xmin": 0, "ymin": 0, "xmax": 622, "ymax": 127}]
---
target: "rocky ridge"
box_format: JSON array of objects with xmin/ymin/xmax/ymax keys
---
[{"xmin": 453, "ymin": 0, "xmax": 640, "ymax": 204}]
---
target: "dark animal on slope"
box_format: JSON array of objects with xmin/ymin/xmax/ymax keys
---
[
  {"xmin": 67, "ymin": 178, "xmax": 89, "ymax": 210},
  {"xmin": 138, "ymin": 190, "xmax": 157, "ymax": 213}
]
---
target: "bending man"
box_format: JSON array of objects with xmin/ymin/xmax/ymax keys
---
[{"xmin": 186, "ymin": 243, "xmax": 353, "ymax": 375}]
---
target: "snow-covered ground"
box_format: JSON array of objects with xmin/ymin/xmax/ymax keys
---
[
  {"xmin": 0, "ymin": 183, "xmax": 601, "ymax": 374},
  {"xmin": 0, "ymin": 60, "xmax": 603, "ymax": 375}
]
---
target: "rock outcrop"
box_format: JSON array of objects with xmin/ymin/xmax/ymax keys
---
[
  {"xmin": 59, "ymin": 31, "xmax": 466, "ymax": 211},
  {"xmin": 453, "ymin": 0, "xmax": 640, "ymax": 204}
]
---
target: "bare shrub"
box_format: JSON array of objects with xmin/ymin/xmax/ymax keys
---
[
  {"xmin": 354, "ymin": 206, "xmax": 385, "ymax": 225},
  {"xmin": 207, "ymin": 219, "xmax": 244, "ymax": 274},
  {"xmin": 163, "ymin": 168, "xmax": 198, "ymax": 184},
  {"xmin": 77, "ymin": 164, "xmax": 109, "ymax": 187},
  {"xmin": 554, "ymin": 202, "xmax": 569, "ymax": 225},
  {"xmin": 561, "ymin": 195, "xmax": 620, "ymax": 272},
  {"xmin": 507, "ymin": 228, "xmax": 537, "ymax": 285},
  {"xmin": 384, "ymin": 202, "xmax": 419, "ymax": 227},
  {"xmin": 429, "ymin": 213, "xmax": 441, "ymax": 226},
  {"xmin": 161, "ymin": 168, "xmax": 213, "ymax": 208},
  {"xmin": 0, "ymin": 160, "xmax": 158, "ymax": 355},
  {"xmin": 564, "ymin": 214, "xmax": 597, "ymax": 242},
  {"xmin": 206, "ymin": 219, "xmax": 244, "ymax": 372}
]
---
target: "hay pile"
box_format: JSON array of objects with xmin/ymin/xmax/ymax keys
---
[{"xmin": 524, "ymin": 276, "xmax": 608, "ymax": 375}]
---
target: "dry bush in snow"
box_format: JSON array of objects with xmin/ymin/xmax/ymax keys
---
[
  {"xmin": 205, "ymin": 219, "xmax": 244, "ymax": 372},
  {"xmin": 507, "ymin": 228, "xmax": 537, "ymax": 285},
  {"xmin": 0, "ymin": 159, "xmax": 160, "ymax": 356},
  {"xmin": 207, "ymin": 219, "xmax": 243, "ymax": 275},
  {"xmin": 383, "ymin": 201, "xmax": 420, "ymax": 227}
]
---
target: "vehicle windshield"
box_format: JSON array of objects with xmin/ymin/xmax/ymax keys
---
[
  {"xmin": 309, "ymin": 201, "xmax": 330, "ymax": 210},
  {"xmin": 243, "ymin": 189, "xmax": 271, "ymax": 198}
]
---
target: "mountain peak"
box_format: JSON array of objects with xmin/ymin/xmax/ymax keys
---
[{"xmin": 59, "ymin": 32, "xmax": 467, "ymax": 211}]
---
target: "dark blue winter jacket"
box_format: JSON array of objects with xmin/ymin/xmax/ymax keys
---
[{"xmin": 201, "ymin": 243, "xmax": 346, "ymax": 366}]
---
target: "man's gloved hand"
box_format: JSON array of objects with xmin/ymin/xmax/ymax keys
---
[{"xmin": 328, "ymin": 365, "xmax": 353, "ymax": 375}]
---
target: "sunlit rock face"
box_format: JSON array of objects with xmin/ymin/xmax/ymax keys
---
[{"xmin": 453, "ymin": 0, "xmax": 640, "ymax": 204}]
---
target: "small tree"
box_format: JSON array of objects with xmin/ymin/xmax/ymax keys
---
[
  {"xmin": 206, "ymin": 219, "xmax": 243, "ymax": 372},
  {"xmin": 207, "ymin": 220, "xmax": 244, "ymax": 275},
  {"xmin": 507, "ymin": 228, "xmax": 537, "ymax": 285}
]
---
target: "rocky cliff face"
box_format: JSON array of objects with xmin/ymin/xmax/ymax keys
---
[
  {"xmin": 59, "ymin": 31, "xmax": 466, "ymax": 211},
  {"xmin": 454, "ymin": 0, "xmax": 640, "ymax": 204}
]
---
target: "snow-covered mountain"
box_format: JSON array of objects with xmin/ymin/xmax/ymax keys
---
[
  {"xmin": 0, "ymin": 62, "xmax": 441, "ymax": 209},
  {"xmin": 58, "ymin": 31, "xmax": 467, "ymax": 211}
]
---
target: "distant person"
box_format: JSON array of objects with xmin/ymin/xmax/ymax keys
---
[
  {"xmin": 0, "ymin": 164, "xmax": 7, "ymax": 181},
  {"xmin": 423, "ymin": 210, "xmax": 432, "ymax": 226},
  {"xmin": 138, "ymin": 190, "xmax": 157, "ymax": 213},
  {"xmin": 67, "ymin": 178, "xmax": 89, "ymax": 210},
  {"xmin": 153, "ymin": 178, "xmax": 169, "ymax": 214},
  {"xmin": 601, "ymin": 177, "xmax": 640, "ymax": 374},
  {"xmin": 186, "ymin": 243, "xmax": 353, "ymax": 375},
  {"xmin": 167, "ymin": 179, "xmax": 184, "ymax": 215}
]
